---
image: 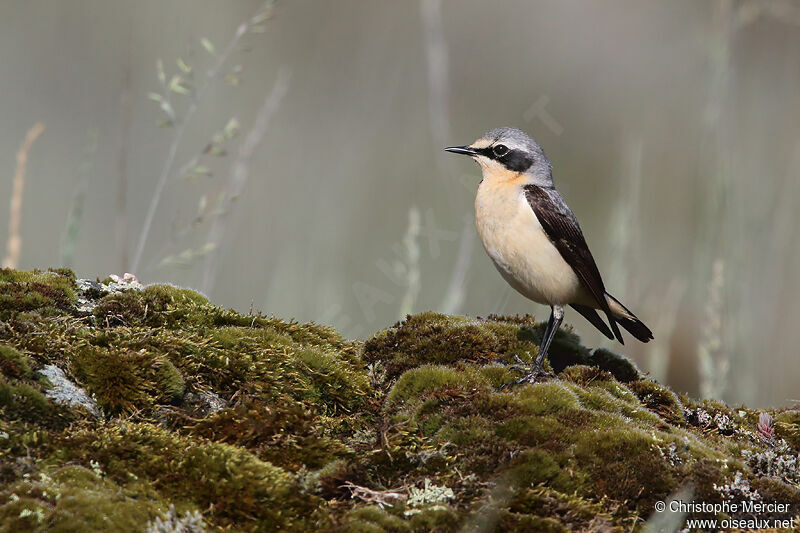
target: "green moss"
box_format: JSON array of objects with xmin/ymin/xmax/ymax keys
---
[
  {"xmin": 0, "ymin": 271, "xmax": 796, "ymax": 531},
  {"xmin": 363, "ymin": 313, "xmax": 538, "ymax": 381},
  {"xmin": 141, "ymin": 284, "xmax": 209, "ymax": 306},
  {"xmin": 407, "ymin": 505, "xmax": 460, "ymax": 532},
  {"xmin": 55, "ymin": 423, "xmax": 317, "ymax": 530},
  {"xmin": 567, "ymin": 383, "xmax": 660, "ymax": 425},
  {"xmin": 0, "ymin": 345, "xmax": 31, "ymax": 380},
  {"xmin": 341, "ymin": 506, "xmax": 411, "ymax": 532},
  {"xmin": 155, "ymin": 359, "xmax": 185, "ymax": 404},
  {"xmin": 0, "ymin": 466, "xmax": 164, "ymax": 533},
  {"xmin": 294, "ymin": 347, "xmax": 370, "ymax": 413},
  {"xmin": 628, "ymin": 379, "xmax": 685, "ymax": 424},
  {"xmin": 588, "ymin": 348, "xmax": 641, "ymax": 383},
  {"xmin": 92, "ymin": 284, "xmax": 213, "ymax": 330},
  {"xmin": 510, "ymin": 382, "xmax": 582, "ymax": 416},
  {"xmin": 504, "ymin": 449, "xmax": 583, "ymax": 493},
  {"xmin": 559, "ymin": 364, "xmax": 614, "ymax": 386},
  {"xmin": 0, "ymin": 379, "xmax": 52, "ymax": 423},
  {"xmin": 568, "ymin": 384, "xmax": 628, "ymax": 414},
  {"xmin": 188, "ymin": 398, "xmax": 349, "ymax": 470},
  {"xmin": 774, "ymin": 410, "xmax": 800, "ymax": 449},
  {"xmin": 495, "ymin": 414, "xmax": 563, "ymax": 444},
  {"xmin": 0, "ymin": 268, "xmax": 77, "ymax": 319},
  {"xmin": 92, "ymin": 290, "xmax": 167, "ymax": 328},
  {"xmin": 505, "ymin": 486, "xmax": 621, "ymax": 532},
  {"xmin": 70, "ymin": 345, "xmax": 185, "ymax": 414},
  {"xmin": 364, "ymin": 313, "xmax": 639, "ymax": 385},
  {"xmin": 574, "ymin": 427, "xmax": 675, "ymax": 510},
  {"xmin": 386, "ymin": 365, "xmax": 491, "ymax": 405},
  {"xmin": 436, "ymin": 415, "xmax": 496, "ymax": 447},
  {"xmin": 589, "ymin": 379, "xmax": 640, "ymax": 405}
]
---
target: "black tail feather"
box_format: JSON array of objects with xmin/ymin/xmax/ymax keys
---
[
  {"xmin": 607, "ymin": 316, "xmax": 624, "ymax": 345},
  {"xmin": 605, "ymin": 293, "xmax": 654, "ymax": 343},
  {"xmin": 570, "ymin": 304, "xmax": 614, "ymax": 341},
  {"xmin": 617, "ymin": 315, "xmax": 654, "ymax": 343}
]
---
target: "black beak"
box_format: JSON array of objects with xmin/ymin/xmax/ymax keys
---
[{"xmin": 444, "ymin": 145, "xmax": 478, "ymax": 156}]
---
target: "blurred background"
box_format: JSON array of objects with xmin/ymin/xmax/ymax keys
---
[{"xmin": 1, "ymin": 0, "xmax": 798, "ymax": 406}]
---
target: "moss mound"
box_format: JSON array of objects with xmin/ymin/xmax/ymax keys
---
[{"xmin": 0, "ymin": 269, "xmax": 798, "ymax": 531}]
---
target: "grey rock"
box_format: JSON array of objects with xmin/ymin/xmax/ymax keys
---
[
  {"xmin": 184, "ymin": 390, "xmax": 228, "ymax": 416},
  {"xmin": 75, "ymin": 274, "xmax": 144, "ymax": 313},
  {"xmin": 38, "ymin": 364, "xmax": 101, "ymax": 417}
]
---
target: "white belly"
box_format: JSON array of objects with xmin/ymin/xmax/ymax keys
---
[{"xmin": 475, "ymin": 180, "xmax": 591, "ymax": 307}]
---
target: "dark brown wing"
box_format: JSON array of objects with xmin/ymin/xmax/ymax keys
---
[{"xmin": 524, "ymin": 184, "xmax": 623, "ymax": 343}]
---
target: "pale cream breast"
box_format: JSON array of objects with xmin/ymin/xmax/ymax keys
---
[{"xmin": 474, "ymin": 177, "xmax": 590, "ymax": 306}]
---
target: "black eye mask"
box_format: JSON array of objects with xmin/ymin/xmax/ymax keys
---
[{"xmin": 474, "ymin": 145, "xmax": 535, "ymax": 173}]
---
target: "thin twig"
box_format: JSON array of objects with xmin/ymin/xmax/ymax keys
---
[
  {"xmin": 341, "ymin": 481, "xmax": 406, "ymax": 509},
  {"xmin": 201, "ymin": 69, "xmax": 290, "ymax": 294},
  {"xmin": 3, "ymin": 122, "xmax": 45, "ymax": 269},
  {"xmin": 131, "ymin": 1, "xmax": 274, "ymax": 273}
]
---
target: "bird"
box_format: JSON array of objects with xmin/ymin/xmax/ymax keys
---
[{"xmin": 445, "ymin": 127, "xmax": 652, "ymax": 383}]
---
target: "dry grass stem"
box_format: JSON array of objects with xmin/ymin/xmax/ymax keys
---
[{"xmin": 3, "ymin": 122, "xmax": 45, "ymax": 269}]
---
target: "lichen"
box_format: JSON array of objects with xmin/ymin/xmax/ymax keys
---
[{"xmin": 0, "ymin": 268, "xmax": 797, "ymax": 531}]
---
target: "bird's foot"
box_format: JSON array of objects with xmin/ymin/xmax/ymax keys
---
[
  {"xmin": 500, "ymin": 363, "xmax": 555, "ymax": 389},
  {"xmin": 499, "ymin": 353, "xmax": 530, "ymax": 374}
]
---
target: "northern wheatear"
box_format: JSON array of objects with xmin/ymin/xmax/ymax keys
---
[{"xmin": 446, "ymin": 127, "xmax": 653, "ymax": 382}]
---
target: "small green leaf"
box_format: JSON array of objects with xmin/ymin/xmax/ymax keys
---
[
  {"xmin": 223, "ymin": 118, "xmax": 240, "ymax": 139},
  {"xmin": 168, "ymin": 75, "xmax": 190, "ymax": 96},
  {"xmin": 204, "ymin": 145, "xmax": 227, "ymax": 157},
  {"xmin": 160, "ymin": 101, "xmax": 176, "ymax": 120},
  {"xmin": 201, "ymin": 38, "xmax": 216, "ymax": 55},
  {"xmin": 251, "ymin": 10, "xmax": 272, "ymax": 25},
  {"xmin": 148, "ymin": 92, "xmax": 163, "ymax": 102},
  {"xmin": 193, "ymin": 165, "xmax": 212, "ymax": 176},
  {"xmin": 176, "ymin": 57, "xmax": 192, "ymax": 74},
  {"xmin": 225, "ymin": 74, "xmax": 240, "ymax": 86},
  {"xmin": 199, "ymin": 243, "xmax": 217, "ymax": 255}
]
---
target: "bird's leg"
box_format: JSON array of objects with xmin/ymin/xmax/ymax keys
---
[
  {"xmin": 502, "ymin": 306, "xmax": 562, "ymax": 387},
  {"xmin": 533, "ymin": 305, "xmax": 562, "ymax": 374},
  {"xmin": 502, "ymin": 318, "xmax": 551, "ymax": 373}
]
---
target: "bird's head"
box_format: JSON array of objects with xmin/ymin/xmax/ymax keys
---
[{"xmin": 445, "ymin": 127, "xmax": 553, "ymax": 187}]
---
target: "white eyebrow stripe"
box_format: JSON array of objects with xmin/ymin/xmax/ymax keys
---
[{"xmin": 470, "ymin": 138, "xmax": 493, "ymax": 149}]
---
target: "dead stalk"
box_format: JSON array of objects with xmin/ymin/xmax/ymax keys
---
[{"xmin": 3, "ymin": 122, "xmax": 45, "ymax": 269}]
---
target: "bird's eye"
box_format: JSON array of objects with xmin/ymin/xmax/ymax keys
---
[{"xmin": 493, "ymin": 144, "xmax": 509, "ymax": 157}]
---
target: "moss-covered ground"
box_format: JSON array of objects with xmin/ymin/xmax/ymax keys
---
[{"xmin": 0, "ymin": 268, "xmax": 798, "ymax": 531}]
